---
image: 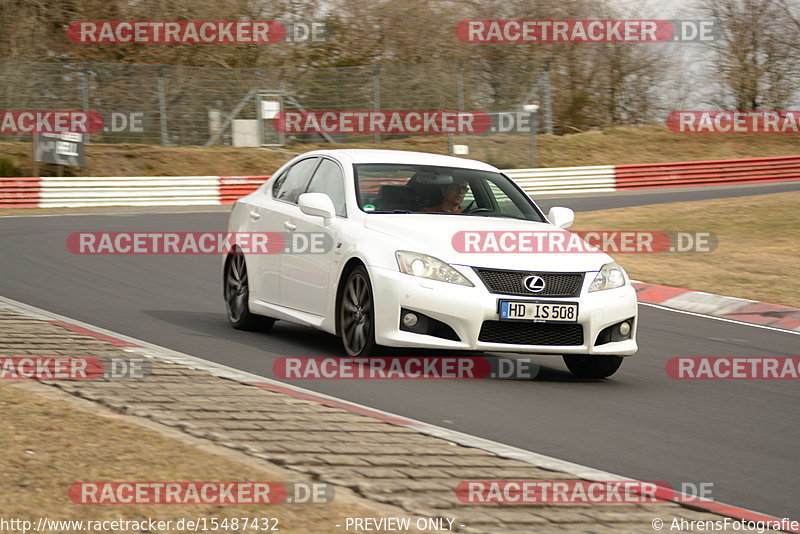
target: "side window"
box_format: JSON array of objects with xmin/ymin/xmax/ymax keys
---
[
  {"xmin": 306, "ymin": 159, "xmax": 347, "ymax": 217},
  {"xmin": 273, "ymin": 157, "xmax": 320, "ymax": 203},
  {"xmin": 270, "ymin": 171, "xmax": 287, "ymax": 196},
  {"xmin": 487, "ymin": 182, "xmax": 525, "ymax": 218},
  {"xmin": 460, "ymin": 184, "xmax": 475, "ymax": 210}
]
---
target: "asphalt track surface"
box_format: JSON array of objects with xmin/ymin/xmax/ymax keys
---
[{"xmin": 1, "ymin": 182, "xmax": 799, "ymax": 520}]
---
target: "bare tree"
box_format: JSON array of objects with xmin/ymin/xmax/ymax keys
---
[
  {"xmin": 0, "ymin": 0, "xmax": 683, "ymax": 136},
  {"xmin": 697, "ymin": 0, "xmax": 798, "ymax": 110}
]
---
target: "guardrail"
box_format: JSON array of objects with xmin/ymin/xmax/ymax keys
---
[
  {"xmin": 614, "ymin": 155, "xmax": 800, "ymax": 189},
  {"xmin": 505, "ymin": 165, "xmax": 616, "ymax": 195},
  {"xmin": 2, "ymin": 155, "xmax": 798, "ymax": 208},
  {"xmin": 0, "ymin": 176, "xmax": 266, "ymax": 208}
]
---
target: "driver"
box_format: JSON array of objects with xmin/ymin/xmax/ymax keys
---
[{"xmin": 422, "ymin": 177, "xmax": 468, "ymax": 213}]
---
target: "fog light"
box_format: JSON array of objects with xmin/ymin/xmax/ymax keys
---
[
  {"xmin": 402, "ymin": 312, "xmax": 419, "ymax": 328},
  {"xmin": 619, "ymin": 322, "xmax": 631, "ymax": 336}
]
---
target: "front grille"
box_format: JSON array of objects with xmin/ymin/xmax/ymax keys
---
[
  {"xmin": 474, "ymin": 268, "xmax": 584, "ymax": 297},
  {"xmin": 479, "ymin": 321, "xmax": 584, "ymax": 346}
]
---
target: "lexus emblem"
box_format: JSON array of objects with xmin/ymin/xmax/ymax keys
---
[{"xmin": 523, "ymin": 275, "xmax": 546, "ymax": 293}]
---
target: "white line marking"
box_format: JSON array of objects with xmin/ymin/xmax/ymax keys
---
[{"xmin": 639, "ymin": 302, "xmax": 800, "ymax": 336}]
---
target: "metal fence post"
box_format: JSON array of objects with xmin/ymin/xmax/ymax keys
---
[
  {"xmin": 456, "ymin": 61, "xmax": 465, "ymax": 112},
  {"xmin": 530, "ymin": 110, "xmax": 538, "ymax": 167},
  {"xmin": 372, "ymin": 65, "xmax": 381, "ymax": 144},
  {"xmin": 254, "ymin": 67, "xmax": 263, "ymax": 94},
  {"xmin": 80, "ymin": 62, "xmax": 90, "ymax": 174},
  {"xmin": 80, "ymin": 63, "xmax": 90, "ymax": 112},
  {"xmin": 543, "ymin": 59, "xmax": 553, "ymax": 135},
  {"xmin": 157, "ymin": 70, "xmax": 168, "ymax": 146},
  {"xmin": 456, "ymin": 61, "xmax": 465, "ymax": 152}
]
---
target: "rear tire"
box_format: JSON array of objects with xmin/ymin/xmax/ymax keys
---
[
  {"xmin": 224, "ymin": 252, "xmax": 275, "ymax": 331},
  {"xmin": 339, "ymin": 266, "xmax": 379, "ymax": 357},
  {"xmin": 563, "ymin": 355, "xmax": 623, "ymax": 379}
]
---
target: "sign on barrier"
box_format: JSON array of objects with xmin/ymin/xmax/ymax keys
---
[{"xmin": 35, "ymin": 132, "xmax": 85, "ymax": 168}]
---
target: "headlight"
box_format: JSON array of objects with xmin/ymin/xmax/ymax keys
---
[
  {"xmin": 588, "ymin": 262, "xmax": 627, "ymax": 292},
  {"xmin": 395, "ymin": 251, "xmax": 473, "ymax": 286}
]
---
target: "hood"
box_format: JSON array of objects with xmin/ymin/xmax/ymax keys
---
[{"xmin": 364, "ymin": 214, "xmax": 612, "ymax": 272}]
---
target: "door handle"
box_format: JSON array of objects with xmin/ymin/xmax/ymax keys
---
[
  {"xmin": 249, "ymin": 210, "xmax": 260, "ymax": 220},
  {"xmin": 283, "ymin": 221, "xmax": 297, "ymax": 231}
]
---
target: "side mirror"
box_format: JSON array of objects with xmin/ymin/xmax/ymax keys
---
[
  {"xmin": 547, "ymin": 206, "xmax": 574, "ymax": 229},
  {"xmin": 298, "ymin": 192, "xmax": 336, "ymax": 224}
]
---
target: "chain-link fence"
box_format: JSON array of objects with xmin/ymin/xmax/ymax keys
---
[{"xmin": 0, "ymin": 58, "xmax": 552, "ymax": 149}]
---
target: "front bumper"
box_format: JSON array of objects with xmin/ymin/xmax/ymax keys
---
[{"xmin": 369, "ymin": 265, "xmax": 638, "ymax": 356}]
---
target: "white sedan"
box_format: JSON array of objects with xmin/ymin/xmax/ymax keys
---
[{"xmin": 224, "ymin": 149, "xmax": 638, "ymax": 378}]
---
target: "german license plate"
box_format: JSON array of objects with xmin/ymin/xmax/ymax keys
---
[{"xmin": 499, "ymin": 300, "xmax": 579, "ymax": 323}]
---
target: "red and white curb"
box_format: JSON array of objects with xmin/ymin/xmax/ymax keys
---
[
  {"xmin": 0, "ymin": 294, "xmax": 796, "ymax": 532},
  {"xmin": 633, "ymin": 281, "xmax": 800, "ymax": 333},
  {"xmin": 0, "ymin": 176, "xmax": 264, "ymax": 208}
]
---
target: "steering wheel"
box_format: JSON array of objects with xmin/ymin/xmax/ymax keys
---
[{"xmin": 464, "ymin": 207, "xmax": 493, "ymax": 214}]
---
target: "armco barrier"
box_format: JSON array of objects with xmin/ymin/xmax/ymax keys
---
[
  {"xmin": 0, "ymin": 177, "xmax": 41, "ymax": 207},
  {"xmin": 2, "ymin": 155, "xmax": 798, "ymax": 208},
  {"xmin": 505, "ymin": 165, "xmax": 616, "ymax": 195},
  {"xmin": 217, "ymin": 176, "xmax": 266, "ymax": 204},
  {"xmin": 0, "ymin": 175, "xmax": 266, "ymax": 208},
  {"xmin": 615, "ymin": 155, "xmax": 800, "ymax": 189}
]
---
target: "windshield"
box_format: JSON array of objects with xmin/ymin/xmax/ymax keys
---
[{"xmin": 353, "ymin": 164, "xmax": 545, "ymax": 222}]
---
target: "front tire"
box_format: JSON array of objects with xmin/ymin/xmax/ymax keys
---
[
  {"xmin": 563, "ymin": 355, "xmax": 623, "ymax": 379},
  {"xmin": 339, "ymin": 266, "xmax": 379, "ymax": 357},
  {"xmin": 224, "ymin": 252, "xmax": 274, "ymax": 331}
]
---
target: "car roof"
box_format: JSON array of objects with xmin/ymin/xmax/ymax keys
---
[{"xmin": 299, "ymin": 149, "xmax": 500, "ymax": 172}]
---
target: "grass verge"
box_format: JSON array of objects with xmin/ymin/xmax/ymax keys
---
[
  {"xmin": 0, "ymin": 381, "xmax": 394, "ymax": 534},
  {"xmin": 1, "ymin": 125, "xmax": 799, "ymax": 176},
  {"xmin": 571, "ymin": 191, "xmax": 799, "ymax": 307}
]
